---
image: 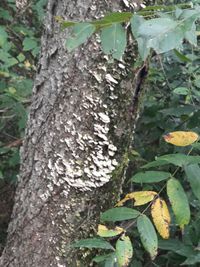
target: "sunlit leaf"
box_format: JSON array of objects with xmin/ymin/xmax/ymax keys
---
[
  {"xmin": 101, "ymin": 207, "xmax": 140, "ymax": 222},
  {"xmin": 71, "ymin": 238, "xmax": 114, "ymax": 250},
  {"xmin": 116, "ymin": 235, "xmax": 133, "ymax": 267},
  {"xmin": 138, "ymin": 18, "xmax": 183, "ymax": 54},
  {"xmin": 100, "ymin": 23, "xmax": 126, "ymax": 60},
  {"xmin": 130, "ymin": 171, "xmax": 171, "ymax": 183},
  {"xmin": 151, "ymin": 198, "xmax": 171, "ymax": 239},
  {"xmin": 184, "ymin": 164, "xmax": 200, "ymax": 201},
  {"xmin": 163, "ymin": 131, "xmax": 199, "ymax": 146},
  {"xmin": 97, "ymin": 224, "xmax": 124, "ymax": 237},
  {"xmin": 66, "ymin": 23, "xmax": 95, "ymax": 51},
  {"xmin": 137, "ymin": 214, "xmax": 158, "ymax": 259},
  {"xmin": 167, "ymin": 178, "xmax": 190, "ymax": 229},
  {"xmin": 116, "ymin": 191, "xmax": 157, "ymax": 207}
]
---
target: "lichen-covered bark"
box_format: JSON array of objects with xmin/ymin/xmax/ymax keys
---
[{"xmin": 1, "ymin": 0, "xmax": 145, "ymax": 266}]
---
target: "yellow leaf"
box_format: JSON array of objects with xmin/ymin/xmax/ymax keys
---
[
  {"xmin": 151, "ymin": 198, "xmax": 171, "ymax": 239},
  {"xmin": 97, "ymin": 224, "xmax": 124, "ymax": 237},
  {"xmin": 163, "ymin": 131, "xmax": 199, "ymax": 147},
  {"xmin": 24, "ymin": 60, "xmax": 31, "ymax": 68},
  {"xmin": 116, "ymin": 191, "xmax": 157, "ymax": 207}
]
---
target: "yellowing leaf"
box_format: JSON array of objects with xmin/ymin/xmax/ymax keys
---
[
  {"xmin": 24, "ymin": 60, "xmax": 31, "ymax": 68},
  {"xmin": 151, "ymin": 198, "xmax": 171, "ymax": 239},
  {"xmin": 116, "ymin": 191, "xmax": 157, "ymax": 207},
  {"xmin": 163, "ymin": 131, "xmax": 199, "ymax": 147},
  {"xmin": 97, "ymin": 224, "xmax": 124, "ymax": 237}
]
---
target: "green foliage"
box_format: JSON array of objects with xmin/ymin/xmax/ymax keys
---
[
  {"xmin": 0, "ymin": 0, "xmax": 45, "ymax": 183},
  {"xmin": 64, "ymin": 4, "xmax": 200, "ymax": 61}
]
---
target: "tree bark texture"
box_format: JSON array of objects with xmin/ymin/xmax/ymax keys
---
[{"xmin": 1, "ymin": 0, "xmax": 145, "ymax": 266}]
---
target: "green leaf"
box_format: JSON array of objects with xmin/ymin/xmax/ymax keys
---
[
  {"xmin": 185, "ymin": 28, "xmax": 197, "ymax": 46},
  {"xmin": 101, "ymin": 207, "xmax": 140, "ymax": 222},
  {"xmin": 71, "ymin": 238, "xmax": 114, "ymax": 250},
  {"xmin": 174, "ymin": 49, "xmax": 192, "ymax": 62},
  {"xmin": 0, "ymin": 170, "xmax": 3, "ymax": 179},
  {"xmin": 160, "ymin": 105, "xmax": 196, "ymax": 117},
  {"xmin": 66, "ymin": 23, "xmax": 95, "ymax": 52},
  {"xmin": 184, "ymin": 164, "xmax": 200, "ymax": 201},
  {"xmin": 0, "ymin": 26, "xmax": 8, "ymax": 47},
  {"xmin": 167, "ymin": 178, "xmax": 190, "ymax": 229},
  {"xmin": 0, "ymin": 8, "xmax": 12, "ymax": 21},
  {"xmin": 141, "ymin": 159, "xmax": 169, "ymax": 169},
  {"xmin": 92, "ymin": 253, "xmax": 116, "ymax": 263},
  {"xmin": 137, "ymin": 18, "xmax": 184, "ymax": 54},
  {"xmin": 179, "ymin": 8, "xmax": 199, "ymax": 47},
  {"xmin": 131, "ymin": 15, "xmax": 145, "ymax": 39},
  {"xmin": 158, "ymin": 239, "xmax": 195, "ymax": 257},
  {"xmin": 192, "ymin": 143, "xmax": 200, "ymax": 150},
  {"xmin": 116, "ymin": 235, "xmax": 133, "ymax": 267},
  {"xmin": 137, "ymin": 214, "xmax": 158, "ymax": 259},
  {"xmin": 33, "ymin": 0, "xmax": 47, "ymax": 21},
  {"xmin": 131, "ymin": 15, "xmax": 150, "ymax": 60},
  {"xmin": 182, "ymin": 252, "xmax": 200, "ymax": 265},
  {"xmin": 159, "ymin": 154, "xmax": 200, "ymax": 167},
  {"xmin": 194, "ymin": 78, "xmax": 200, "ymax": 88},
  {"xmin": 130, "ymin": 171, "xmax": 171, "ymax": 183},
  {"xmin": 23, "ymin": 37, "xmax": 38, "ymax": 51},
  {"xmin": 100, "ymin": 23, "xmax": 126, "ymax": 60},
  {"xmin": 173, "ymin": 87, "xmax": 189, "ymax": 95},
  {"xmin": 130, "ymin": 260, "xmax": 142, "ymax": 267},
  {"xmin": 17, "ymin": 53, "xmax": 25, "ymax": 62},
  {"xmin": 142, "ymin": 154, "xmax": 200, "ymax": 169}
]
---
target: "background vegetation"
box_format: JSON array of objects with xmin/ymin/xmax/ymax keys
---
[
  {"xmin": 0, "ymin": 0, "xmax": 46, "ymax": 252},
  {"xmin": 0, "ymin": 0, "xmax": 200, "ymax": 266}
]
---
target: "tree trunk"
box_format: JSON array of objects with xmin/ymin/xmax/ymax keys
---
[{"xmin": 1, "ymin": 0, "xmax": 145, "ymax": 266}]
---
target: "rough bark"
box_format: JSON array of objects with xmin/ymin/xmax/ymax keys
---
[{"xmin": 1, "ymin": 0, "xmax": 145, "ymax": 266}]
